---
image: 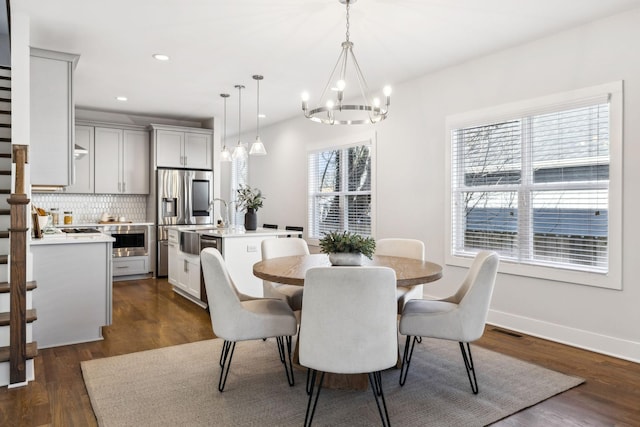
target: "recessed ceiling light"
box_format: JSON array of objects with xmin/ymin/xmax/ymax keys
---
[
  {"xmin": 258, "ymin": 114, "xmax": 266, "ymax": 119},
  {"xmin": 116, "ymin": 96, "xmax": 128, "ymax": 102},
  {"xmin": 153, "ymin": 54, "xmax": 170, "ymax": 61}
]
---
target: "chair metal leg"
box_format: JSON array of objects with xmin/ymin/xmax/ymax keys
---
[
  {"xmin": 306, "ymin": 368, "xmax": 313, "ymax": 396},
  {"xmin": 459, "ymin": 342, "xmax": 479, "ymax": 394},
  {"xmin": 399, "ymin": 335, "xmax": 418, "ymax": 386},
  {"xmin": 218, "ymin": 340, "xmax": 236, "ymax": 392},
  {"xmin": 276, "ymin": 336, "xmax": 295, "ymax": 386},
  {"xmin": 369, "ymin": 371, "xmax": 392, "ymax": 427},
  {"xmin": 304, "ymin": 370, "xmax": 325, "ymax": 427}
]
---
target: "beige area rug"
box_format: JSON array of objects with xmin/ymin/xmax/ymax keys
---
[{"xmin": 81, "ymin": 338, "xmax": 583, "ymax": 426}]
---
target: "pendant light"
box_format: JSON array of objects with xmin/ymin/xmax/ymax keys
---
[
  {"xmin": 301, "ymin": 0, "xmax": 391, "ymax": 125},
  {"xmin": 219, "ymin": 93, "xmax": 232, "ymax": 162},
  {"xmin": 232, "ymin": 84, "xmax": 248, "ymax": 159},
  {"xmin": 249, "ymin": 75, "xmax": 267, "ymax": 155}
]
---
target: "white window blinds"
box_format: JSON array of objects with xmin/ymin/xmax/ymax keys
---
[
  {"xmin": 308, "ymin": 143, "xmax": 373, "ymax": 239},
  {"xmin": 451, "ymin": 96, "xmax": 611, "ymax": 274}
]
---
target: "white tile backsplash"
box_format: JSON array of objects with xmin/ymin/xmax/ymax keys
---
[{"xmin": 32, "ymin": 193, "xmax": 147, "ymax": 225}]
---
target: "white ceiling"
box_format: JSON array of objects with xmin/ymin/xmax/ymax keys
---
[{"xmin": 12, "ymin": 0, "xmax": 640, "ymax": 130}]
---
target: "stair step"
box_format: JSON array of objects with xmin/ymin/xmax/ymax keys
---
[
  {"xmin": 0, "ymin": 341, "xmax": 38, "ymax": 363},
  {"xmin": 0, "ymin": 170, "xmax": 10, "ymax": 176},
  {"xmin": 0, "ymin": 309, "xmax": 37, "ymax": 326},
  {"xmin": 0, "ymin": 255, "xmax": 6, "ymax": 265},
  {"xmin": 0, "ymin": 209, "xmax": 9, "ymax": 216},
  {"xmin": 0, "ymin": 190, "xmax": 9, "ymax": 195},
  {"xmin": 0, "ymin": 281, "xmax": 37, "ymax": 293},
  {"xmin": 0, "ymin": 138, "xmax": 10, "ymax": 143},
  {"xmin": 0, "ymin": 124, "xmax": 9, "ymax": 128}
]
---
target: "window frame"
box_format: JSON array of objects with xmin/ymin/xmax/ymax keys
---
[
  {"xmin": 306, "ymin": 133, "xmax": 377, "ymax": 246},
  {"xmin": 445, "ymin": 82, "xmax": 623, "ymax": 290}
]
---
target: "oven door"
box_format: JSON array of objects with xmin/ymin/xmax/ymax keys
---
[{"xmin": 106, "ymin": 225, "xmax": 149, "ymax": 257}]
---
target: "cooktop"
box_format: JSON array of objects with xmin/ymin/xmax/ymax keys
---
[{"xmin": 60, "ymin": 228, "xmax": 102, "ymax": 234}]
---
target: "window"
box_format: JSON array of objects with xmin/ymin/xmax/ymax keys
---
[
  {"xmin": 446, "ymin": 82, "xmax": 622, "ymax": 289},
  {"xmin": 308, "ymin": 138, "xmax": 375, "ymax": 240}
]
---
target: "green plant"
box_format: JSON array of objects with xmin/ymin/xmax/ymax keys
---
[
  {"xmin": 319, "ymin": 230, "xmax": 376, "ymax": 259},
  {"xmin": 235, "ymin": 184, "xmax": 265, "ymax": 212}
]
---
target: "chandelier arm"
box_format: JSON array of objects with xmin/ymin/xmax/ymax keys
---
[
  {"xmin": 319, "ymin": 47, "xmax": 348, "ymax": 103},
  {"xmin": 348, "ymin": 49, "xmax": 377, "ymax": 123}
]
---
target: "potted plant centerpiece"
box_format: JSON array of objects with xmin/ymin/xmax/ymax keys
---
[
  {"xmin": 235, "ymin": 184, "xmax": 264, "ymax": 231},
  {"xmin": 319, "ymin": 230, "xmax": 376, "ymax": 266}
]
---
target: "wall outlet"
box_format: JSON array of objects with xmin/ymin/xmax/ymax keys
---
[{"xmin": 247, "ymin": 245, "xmax": 257, "ymax": 252}]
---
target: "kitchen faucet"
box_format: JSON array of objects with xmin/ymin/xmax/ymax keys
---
[{"xmin": 210, "ymin": 198, "xmax": 229, "ymax": 228}]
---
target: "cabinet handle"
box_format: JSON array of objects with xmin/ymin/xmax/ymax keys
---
[
  {"xmin": 184, "ymin": 156, "xmax": 187, "ymax": 165},
  {"xmin": 184, "ymin": 259, "xmax": 188, "ymax": 273},
  {"xmin": 123, "ymin": 182, "xmax": 126, "ymax": 193}
]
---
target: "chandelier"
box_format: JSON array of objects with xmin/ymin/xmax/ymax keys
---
[
  {"xmin": 301, "ymin": 0, "xmax": 391, "ymax": 125},
  {"xmin": 232, "ymin": 84, "xmax": 247, "ymax": 159}
]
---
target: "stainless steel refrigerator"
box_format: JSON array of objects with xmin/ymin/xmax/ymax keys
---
[{"xmin": 156, "ymin": 168, "xmax": 214, "ymax": 276}]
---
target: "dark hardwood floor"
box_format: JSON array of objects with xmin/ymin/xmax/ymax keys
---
[{"xmin": 0, "ymin": 278, "xmax": 638, "ymax": 426}]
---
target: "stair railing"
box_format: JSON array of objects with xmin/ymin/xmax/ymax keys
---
[{"xmin": 8, "ymin": 144, "xmax": 29, "ymax": 384}]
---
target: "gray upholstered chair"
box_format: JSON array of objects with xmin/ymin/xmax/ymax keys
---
[
  {"xmin": 375, "ymin": 238, "xmax": 425, "ymax": 313},
  {"xmin": 200, "ymin": 247, "xmax": 298, "ymax": 392},
  {"xmin": 299, "ymin": 266, "xmax": 398, "ymax": 426},
  {"xmin": 261, "ymin": 237, "xmax": 309, "ymax": 311},
  {"xmin": 398, "ymin": 251, "xmax": 499, "ymax": 393}
]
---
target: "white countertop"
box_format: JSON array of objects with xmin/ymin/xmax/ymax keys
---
[
  {"xmin": 57, "ymin": 222, "xmax": 153, "ymax": 228},
  {"xmin": 31, "ymin": 233, "xmax": 115, "ymax": 245},
  {"xmin": 171, "ymin": 225, "xmax": 295, "ymax": 239}
]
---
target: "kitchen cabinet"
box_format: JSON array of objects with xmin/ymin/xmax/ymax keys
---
[
  {"xmin": 64, "ymin": 125, "xmax": 95, "ymax": 193},
  {"xmin": 113, "ymin": 256, "xmax": 149, "ymax": 278},
  {"xmin": 168, "ymin": 229, "xmax": 180, "ymax": 286},
  {"xmin": 30, "ymin": 48, "xmax": 79, "ymax": 187},
  {"xmin": 152, "ymin": 124, "xmax": 213, "ymax": 170},
  {"xmin": 167, "ymin": 229, "xmax": 201, "ymax": 300},
  {"xmin": 31, "ymin": 237, "xmax": 113, "ymax": 348},
  {"xmin": 94, "ymin": 126, "xmax": 149, "ymax": 194}
]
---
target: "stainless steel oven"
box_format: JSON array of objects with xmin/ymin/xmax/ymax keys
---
[{"xmin": 103, "ymin": 225, "xmax": 149, "ymax": 258}]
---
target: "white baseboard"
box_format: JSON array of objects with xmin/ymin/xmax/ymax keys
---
[
  {"xmin": 487, "ymin": 309, "xmax": 640, "ymax": 363},
  {"xmin": 1, "ymin": 359, "xmax": 35, "ymax": 388}
]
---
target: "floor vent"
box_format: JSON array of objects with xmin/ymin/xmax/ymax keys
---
[{"xmin": 491, "ymin": 328, "xmax": 523, "ymax": 338}]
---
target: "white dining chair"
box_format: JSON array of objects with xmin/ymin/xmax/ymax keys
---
[
  {"xmin": 261, "ymin": 237, "xmax": 309, "ymax": 311},
  {"xmin": 200, "ymin": 247, "xmax": 298, "ymax": 392},
  {"xmin": 398, "ymin": 251, "xmax": 499, "ymax": 393},
  {"xmin": 299, "ymin": 266, "xmax": 398, "ymax": 426},
  {"xmin": 375, "ymin": 238, "xmax": 425, "ymax": 313}
]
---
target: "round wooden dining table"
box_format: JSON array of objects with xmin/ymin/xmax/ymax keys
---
[
  {"xmin": 252, "ymin": 253, "xmax": 443, "ymax": 391},
  {"xmin": 253, "ymin": 253, "xmax": 443, "ymax": 287}
]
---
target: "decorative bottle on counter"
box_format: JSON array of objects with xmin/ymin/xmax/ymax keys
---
[
  {"xmin": 64, "ymin": 211, "xmax": 73, "ymax": 224},
  {"xmin": 50, "ymin": 208, "xmax": 59, "ymax": 225}
]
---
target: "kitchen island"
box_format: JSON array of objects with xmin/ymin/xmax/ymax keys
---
[
  {"xmin": 168, "ymin": 226, "xmax": 295, "ymax": 306},
  {"xmin": 31, "ymin": 233, "xmax": 114, "ymax": 348}
]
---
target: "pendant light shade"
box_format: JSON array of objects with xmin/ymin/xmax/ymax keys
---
[
  {"xmin": 219, "ymin": 93, "xmax": 232, "ymax": 162},
  {"xmin": 232, "ymin": 84, "xmax": 248, "ymax": 160},
  {"xmin": 249, "ymin": 74, "xmax": 267, "ymax": 156}
]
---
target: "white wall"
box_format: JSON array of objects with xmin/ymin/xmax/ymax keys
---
[{"xmin": 240, "ymin": 9, "xmax": 640, "ymax": 362}]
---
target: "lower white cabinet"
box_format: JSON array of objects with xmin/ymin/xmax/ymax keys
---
[
  {"xmin": 113, "ymin": 256, "xmax": 149, "ymax": 277},
  {"xmin": 168, "ymin": 229, "xmax": 201, "ymax": 300}
]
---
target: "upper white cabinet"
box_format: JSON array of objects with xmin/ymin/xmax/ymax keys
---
[
  {"xmin": 94, "ymin": 126, "xmax": 149, "ymax": 194},
  {"xmin": 30, "ymin": 48, "xmax": 79, "ymax": 186},
  {"xmin": 65, "ymin": 125, "xmax": 95, "ymax": 193},
  {"xmin": 152, "ymin": 124, "xmax": 212, "ymax": 170}
]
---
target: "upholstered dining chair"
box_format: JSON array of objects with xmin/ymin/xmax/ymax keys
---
[
  {"xmin": 375, "ymin": 238, "xmax": 426, "ymax": 313},
  {"xmin": 261, "ymin": 238, "xmax": 309, "ymax": 311},
  {"xmin": 200, "ymin": 247, "xmax": 298, "ymax": 392},
  {"xmin": 398, "ymin": 251, "xmax": 499, "ymax": 394},
  {"xmin": 299, "ymin": 266, "xmax": 398, "ymax": 427}
]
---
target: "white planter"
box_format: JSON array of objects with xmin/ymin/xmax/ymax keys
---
[{"xmin": 328, "ymin": 252, "xmax": 363, "ymax": 266}]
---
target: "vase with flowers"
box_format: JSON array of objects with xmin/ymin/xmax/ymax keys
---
[{"xmin": 235, "ymin": 184, "xmax": 265, "ymax": 231}]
